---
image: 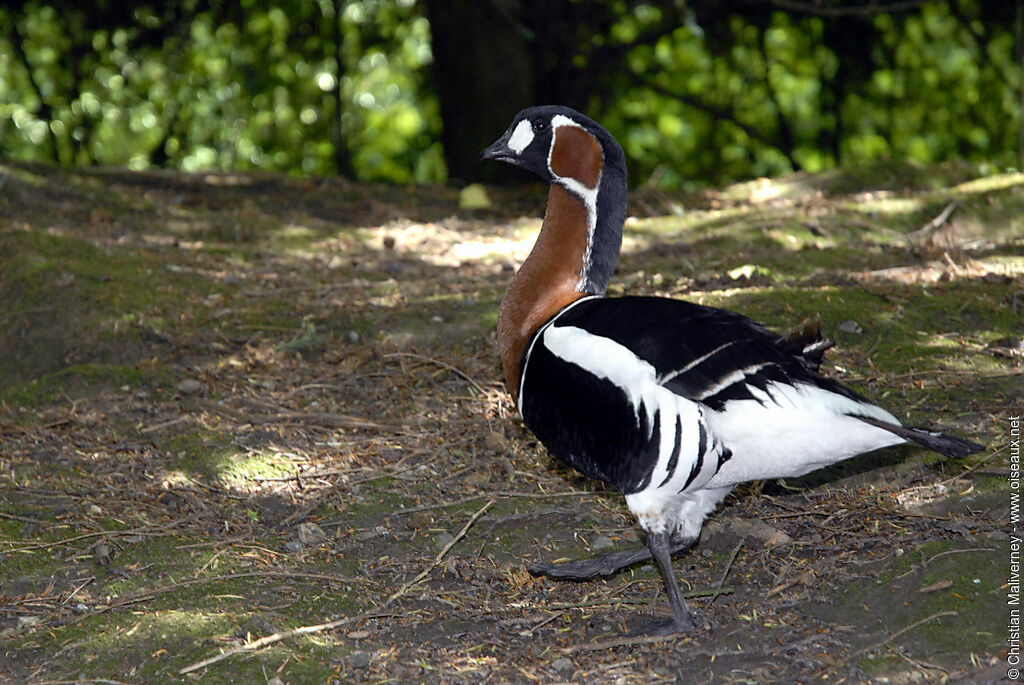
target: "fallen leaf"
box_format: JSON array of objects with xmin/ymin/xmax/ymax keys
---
[{"xmin": 918, "ymin": 579, "xmax": 953, "ymax": 594}]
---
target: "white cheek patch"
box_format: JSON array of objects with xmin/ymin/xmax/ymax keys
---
[{"xmin": 507, "ymin": 119, "xmax": 535, "ymax": 154}]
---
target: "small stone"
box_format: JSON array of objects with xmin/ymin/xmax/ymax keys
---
[
  {"xmin": 88, "ymin": 504, "xmax": 102, "ymax": 515},
  {"xmin": 433, "ymin": 531, "xmax": 455, "ymax": 551},
  {"xmin": 484, "ymin": 431, "xmax": 510, "ymax": 452},
  {"xmin": 551, "ymin": 657, "xmax": 574, "ymax": 673},
  {"xmin": 297, "ymin": 522, "xmax": 328, "ymax": 545},
  {"xmin": 837, "ymin": 320, "xmax": 862, "ymax": 334},
  {"xmin": 590, "ymin": 535, "xmax": 615, "ymax": 551},
  {"xmin": 347, "ymin": 330, "xmax": 361, "ymax": 343},
  {"xmin": 284, "ymin": 540, "xmax": 304, "ymax": 553},
  {"xmin": 728, "ymin": 518, "xmax": 792, "ymax": 547},
  {"xmin": 937, "ymin": 519, "xmax": 974, "ymax": 541},
  {"xmin": 176, "ymin": 378, "xmax": 203, "ymax": 395},
  {"xmin": 94, "ymin": 541, "xmax": 113, "ymax": 565},
  {"xmin": 250, "ymin": 615, "xmax": 279, "ymax": 635},
  {"xmin": 346, "ymin": 630, "xmax": 370, "ymax": 639},
  {"xmin": 350, "ymin": 651, "xmax": 371, "ymax": 669},
  {"xmin": 464, "ymin": 470, "xmax": 491, "ymax": 487},
  {"xmin": 77, "ymin": 411, "xmax": 104, "ymax": 426},
  {"xmin": 406, "ymin": 511, "xmax": 433, "ymax": 530}
]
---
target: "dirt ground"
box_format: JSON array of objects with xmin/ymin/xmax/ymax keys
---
[{"xmin": 0, "ymin": 161, "xmax": 1021, "ymax": 683}]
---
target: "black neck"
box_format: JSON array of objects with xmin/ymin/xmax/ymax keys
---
[{"xmin": 579, "ymin": 150, "xmax": 626, "ymax": 296}]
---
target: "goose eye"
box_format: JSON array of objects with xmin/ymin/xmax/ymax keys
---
[{"xmin": 533, "ymin": 119, "xmax": 547, "ymax": 131}]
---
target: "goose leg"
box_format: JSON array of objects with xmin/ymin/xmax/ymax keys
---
[{"xmin": 647, "ymin": 529, "xmax": 699, "ymax": 633}]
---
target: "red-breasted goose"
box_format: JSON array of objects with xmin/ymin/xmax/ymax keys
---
[{"xmin": 482, "ymin": 104, "xmax": 983, "ymax": 634}]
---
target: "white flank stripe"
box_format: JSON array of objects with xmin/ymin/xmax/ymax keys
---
[
  {"xmin": 542, "ymin": 324, "xmax": 657, "ymax": 427},
  {"xmin": 627, "ymin": 485, "xmax": 733, "ymax": 537},
  {"xmin": 540, "ymin": 323, "xmax": 714, "ymax": 501},
  {"xmin": 657, "ymin": 341, "xmax": 736, "ymax": 385},
  {"xmin": 694, "ymin": 362, "xmax": 772, "ymax": 401}
]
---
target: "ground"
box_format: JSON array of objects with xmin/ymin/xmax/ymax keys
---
[{"xmin": 0, "ymin": 160, "xmax": 1020, "ymax": 684}]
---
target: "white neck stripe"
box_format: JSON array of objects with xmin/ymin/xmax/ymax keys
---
[{"xmin": 546, "ymin": 117, "xmax": 601, "ymax": 292}]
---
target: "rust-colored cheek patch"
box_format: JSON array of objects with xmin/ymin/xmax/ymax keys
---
[{"xmin": 549, "ymin": 125, "xmax": 603, "ymax": 188}]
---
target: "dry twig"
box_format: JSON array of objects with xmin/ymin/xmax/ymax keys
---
[
  {"xmin": 830, "ymin": 610, "xmax": 958, "ymax": 670},
  {"xmin": 709, "ymin": 538, "xmax": 744, "ymax": 609},
  {"xmin": 561, "ymin": 631, "xmax": 694, "ymax": 654},
  {"xmin": 906, "ymin": 200, "xmax": 960, "ymax": 242},
  {"xmin": 387, "ymin": 499, "xmax": 494, "ymax": 603},
  {"xmin": 384, "ymin": 352, "xmax": 489, "ymax": 396},
  {"xmin": 4, "ymin": 527, "xmax": 177, "ymax": 553},
  {"xmin": 178, "ymin": 611, "xmax": 395, "ymax": 675},
  {"xmin": 178, "ymin": 499, "xmax": 495, "ymax": 675}
]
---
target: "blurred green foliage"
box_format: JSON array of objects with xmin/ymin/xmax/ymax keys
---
[
  {"xmin": 602, "ymin": 1, "xmax": 1019, "ymax": 187},
  {"xmin": 0, "ymin": 0, "xmax": 444, "ymax": 181},
  {"xmin": 0, "ymin": 0, "xmax": 1019, "ymax": 188}
]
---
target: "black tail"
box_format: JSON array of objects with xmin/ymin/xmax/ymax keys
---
[{"xmin": 856, "ymin": 416, "xmax": 984, "ymax": 459}]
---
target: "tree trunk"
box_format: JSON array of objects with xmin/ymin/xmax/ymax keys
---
[
  {"xmin": 332, "ymin": 0, "xmax": 355, "ymax": 178},
  {"xmin": 423, "ymin": 0, "xmax": 534, "ymax": 182}
]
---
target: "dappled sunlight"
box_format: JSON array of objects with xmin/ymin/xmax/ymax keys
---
[
  {"xmin": 159, "ymin": 470, "xmax": 195, "ymax": 488},
  {"xmin": 215, "ymin": 450, "xmax": 300, "ymax": 491},
  {"xmin": 348, "ymin": 218, "xmax": 541, "ymax": 269},
  {"xmin": 893, "ymin": 481, "xmax": 955, "ymax": 511},
  {"xmin": 69, "ymin": 608, "xmax": 234, "ymax": 666},
  {"xmin": 954, "ymin": 172, "xmax": 1024, "ymax": 195},
  {"xmin": 1, "ymin": 0, "xmax": 1019, "ymax": 675},
  {"xmin": 276, "ymin": 223, "xmax": 318, "ymax": 241},
  {"xmin": 843, "ymin": 194, "xmax": 923, "ymax": 216},
  {"xmin": 623, "ymin": 205, "xmax": 756, "ymax": 237},
  {"xmin": 850, "ymin": 253, "xmax": 1024, "ymax": 286}
]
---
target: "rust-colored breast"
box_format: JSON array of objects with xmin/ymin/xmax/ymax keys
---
[{"xmin": 497, "ymin": 184, "xmax": 591, "ymax": 401}]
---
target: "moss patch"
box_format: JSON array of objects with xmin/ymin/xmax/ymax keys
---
[{"xmin": 809, "ymin": 540, "xmax": 1006, "ymax": 667}]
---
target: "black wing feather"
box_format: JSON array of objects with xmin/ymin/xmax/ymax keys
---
[{"xmin": 551, "ymin": 296, "xmax": 857, "ymax": 409}]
